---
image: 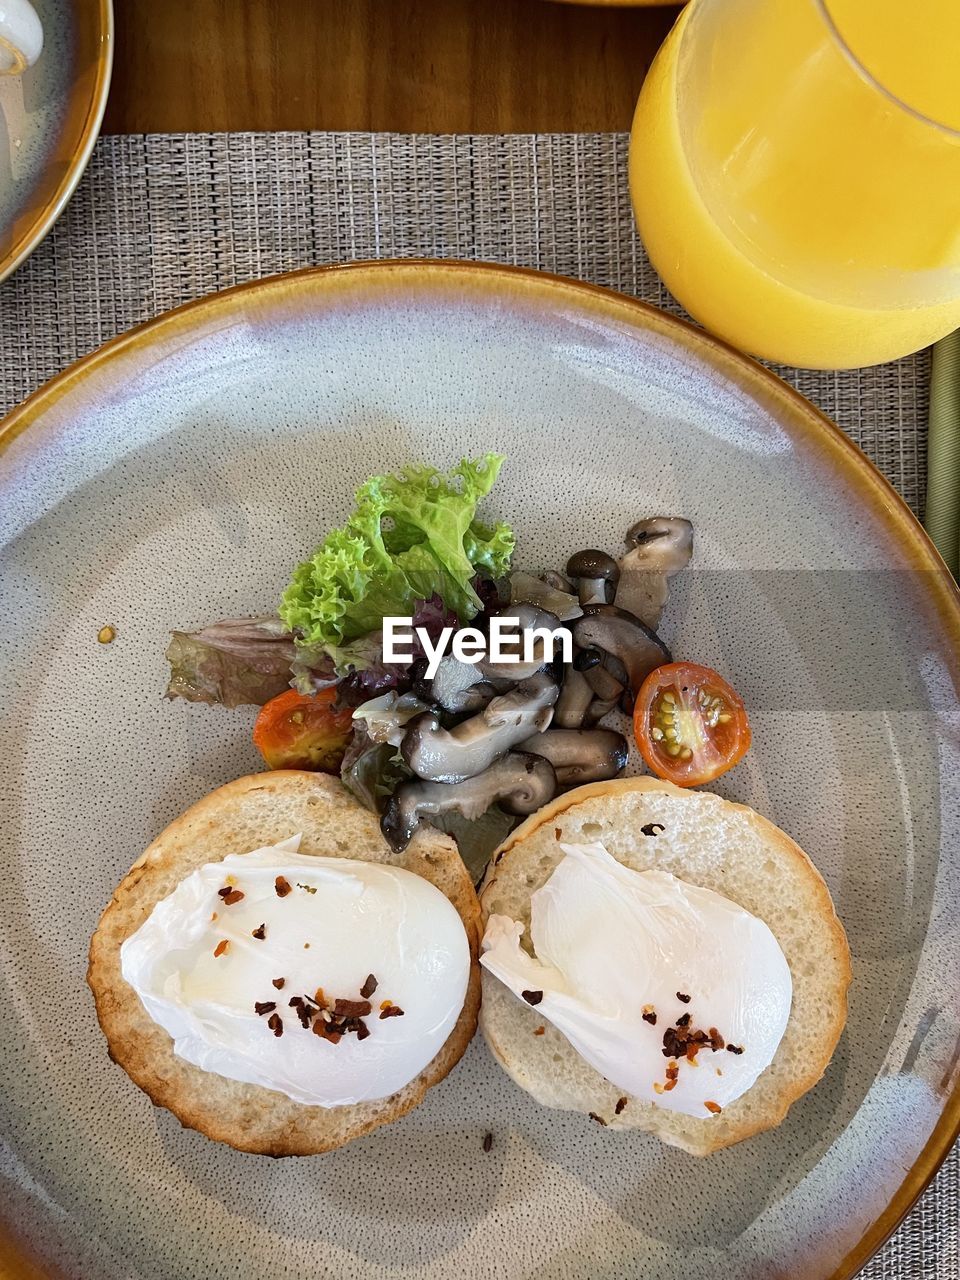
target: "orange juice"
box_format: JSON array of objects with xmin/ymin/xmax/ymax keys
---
[{"xmin": 630, "ymin": 0, "xmax": 960, "ymax": 369}]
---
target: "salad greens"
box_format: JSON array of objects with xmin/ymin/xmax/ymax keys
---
[
  {"xmin": 279, "ymin": 455, "xmax": 514, "ymax": 657},
  {"xmin": 165, "ymin": 617, "xmax": 305, "ymax": 708}
]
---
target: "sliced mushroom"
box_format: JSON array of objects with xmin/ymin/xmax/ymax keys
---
[
  {"xmin": 615, "ymin": 517, "xmax": 693, "ymax": 630},
  {"xmin": 542, "ymin": 569, "xmax": 574, "ymax": 594},
  {"xmin": 584, "ymin": 662, "xmax": 625, "ymax": 702},
  {"xmin": 573, "ymin": 647, "xmax": 602, "ymax": 672},
  {"xmin": 603, "ymin": 651, "xmax": 631, "ymax": 687},
  {"xmin": 566, "ymin": 550, "xmax": 620, "ymax": 607},
  {"xmin": 477, "ymin": 604, "xmax": 569, "ymax": 682},
  {"xmin": 554, "ymin": 664, "xmax": 594, "ymax": 729},
  {"xmin": 446, "ymin": 681, "xmax": 498, "ymax": 715},
  {"xmin": 508, "ymin": 571, "xmax": 583, "ymax": 623},
  {"xmin": 583, "ymin": 697, "xmax": 619, "ymax": 727},
  {"xmin": 585, "ymin": 644, "xmax": 630, "ymax": 699},
  {"xmin": 624, "ymin": 516, "xmax": 694, "ymax": 562},
  {"xmin": 401, "ymin": 671, "xmax": 558, "ymax": 783},
  {"xmin": 352, "ymin": 692, "xmax": 433, "ymax": 746},
  {"xmin": 572, "ymin": 606, "xmax": 671, "ymax": 692},
  {"xmin": 415, "ymin": 654, "xmax": 498, "ymax": 715},
  {"xmin": 381, "ymin": 752, "xmax": 557, "ymax": 853},
  {"xmin": 518, "ymin": 728, "xmax": 627, "ymax": 786}
]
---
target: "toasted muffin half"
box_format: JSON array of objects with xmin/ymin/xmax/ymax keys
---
[
  {"xmin": 88, "ymin": 771, "xmax": 482, "ymax": 1155},
  {"xmin": 479, "ymin": 777, "xmax": 851, "ymax": 1155}
]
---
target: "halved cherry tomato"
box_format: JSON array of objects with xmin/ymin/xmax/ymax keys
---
[
  {"xmin": 633, "ymin": 662, "xmax": 750, "ymax": 787},
  {"xmin": 252, "ymin": 688, "xmax": 354, "ymax": 772}
]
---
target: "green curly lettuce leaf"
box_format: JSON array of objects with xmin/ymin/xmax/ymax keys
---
[{"xmin": 279, "ymin": 455, "xmax": 514, "ymax": 652}]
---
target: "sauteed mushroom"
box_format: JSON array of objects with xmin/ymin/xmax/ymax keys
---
[
  {"xmin": 381, "ymin": 752, "xmax": 557, "ymax": 853},
  {"xmin": 518, "ymin": 728, "xmax": 628, "ymax": 786},
  {"xmin": 352, "ymin": 692, "xmax": 433, "ymax": 746},
  {"xmin": 415, "ymin": 655, "xmax": 498, "ymax": 715},
  {"xmin": 566, "ymin": 550, "xmax": 620, "ymax": 607},
  {"xmin": 615, "ymin": 517, "xmax": 693, "ymax": 629},
  {"xmin": 508, "ymin": 572, "xmax": 582, "ymax": 623},
  {"xmin": 583, "ymin": 697, "xmax": 619, "ymax": 727},
  {"xmin": 477, "ymin": 605, "xmax": 569, "ymax": 682},
  {"xmin": 554, "ymin": 664, "xmax": 594, "ymax": 729},
  {"xmin": 572, "ymin": 607, "xmax": 670, "ymax": 692},
  {"xmin": 401, "ymin": 671, "xmax": 558, "ymax": 783}
]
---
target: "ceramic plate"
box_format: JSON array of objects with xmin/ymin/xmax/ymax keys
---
[
  {"xmin": 0, "ymin": 261, "xmax": 958, "ymax": 1279},
  {"xmin": 0, "ymin": 0, "xmax": 111, "ymax": 283}
]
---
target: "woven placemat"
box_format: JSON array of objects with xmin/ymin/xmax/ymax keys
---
[{"xmin": 0, "ymin": 131, "xmax": 953, "ymax": 1278}]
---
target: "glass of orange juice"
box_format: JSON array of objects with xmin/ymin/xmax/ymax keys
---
[{"xmin": 630, "ymin": 0, "xmax": 960, "ymax": 369}]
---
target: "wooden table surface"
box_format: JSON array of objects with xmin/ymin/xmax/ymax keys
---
[{"xmin": 102, "ymin": 0, "xmax": 679, "ymax": 135}]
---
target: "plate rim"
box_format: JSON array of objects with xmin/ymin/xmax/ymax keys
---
[
  {"xmin": 0, "ymin": 0, "xmax": 114, "ymax": 285},
  {"xmin": 0, "ymin": 257, "xmax": 957, "ymax": 1280}
]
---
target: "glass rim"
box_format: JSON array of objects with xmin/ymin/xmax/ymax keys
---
[{"xmin": 817, "ymin": 0, "xmax": 960, "ymax": 141}]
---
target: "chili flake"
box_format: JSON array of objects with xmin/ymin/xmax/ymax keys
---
[
  {"xmin": 213, "ymin": 939, "xmax": 229, "ymax": 958},
  {"xmin": 267, "ymin": 1012, "xmax": 283, "ymax": 1037},
  {"xmin": 289, "ymin": 997, "xmax": 313, "ymax": 1029},
  {"xmin": 313, "ymin": 1020, "xmax": 341, "ymax": 1044},
  {"xmin": 275, "ymin": 876, "xmax": 292, "ymax": 898},
  {"xmin": 615, "ymin": 1097, "xmax": 628, "ymax": 1115},
  {"xmin": 360, "ymin": 974, "xmax": 378, "ymax": 999},
  {"xmin": 676, "ymin": 992, "xmax": 691, "ymax": 1003},
  {"xmin": 272, "ymin": 977, "xmax": 285, "ymax": 989},
  {"xmin": 252, "ymin": 923, "xmax": 266, "ymax": 940},
  {"xmin": 380, "ymin": 1005, "xmax": 405, "ymax": 1019},
  {"xmin": 704, "ymin": 1100, "xmax": 722, "ymax": 1114},
  {"xmin": 334, "ymin": 998, "xmax": 372, "ymax": 1019},
  {"xmin": 521, "ymin": 989, "xmax": 544, "ymax": 1006},
  {"xmin": 254, "ymin": 1001, "xmax": 276, "ymax": 1016}
]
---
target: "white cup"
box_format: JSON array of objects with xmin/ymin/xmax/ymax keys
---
[{"xmin": 0, "ymin": 0, "xmax": 43, "ymax": 76}]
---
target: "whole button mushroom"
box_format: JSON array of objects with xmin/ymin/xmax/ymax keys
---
[{"xmin": 566, "ymin": 550, "xmax": 620, "ymax": 608}]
